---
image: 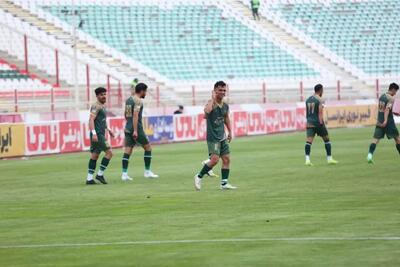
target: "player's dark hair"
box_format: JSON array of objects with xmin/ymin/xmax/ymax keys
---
[
  {"xmin": 135, "ymin": 83, "xmax": 148, "ymax": 93},
  {"xmin": 214, "ymin": 81, "xmax": 226, "ymax": 89},
  {"xmin": 94, "ymin": 87, "xmax": 107, "ymax": 96},
  {"xmin": 314, "ymin": 84, "xmax": 323, "ymax": 93},
  {"xmin": 389, "ymin": 83, "xmax": 399, "ymax": 91}
]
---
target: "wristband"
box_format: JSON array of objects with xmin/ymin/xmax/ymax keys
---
[{"xmin": 91, "ymin": 130, "xmax": 96, "ymax": 135}]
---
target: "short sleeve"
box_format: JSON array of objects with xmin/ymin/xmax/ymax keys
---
[
  {"xmin": 90, "ymin": 104, "xmax": 100, "ymax": 116},
  {"xmin": 387, "ymin": 96, "xmax": 394, "ymax": 110},
  {"xmin": 133, "ymin": 97, "xmax": 142, "ymax": 112}
]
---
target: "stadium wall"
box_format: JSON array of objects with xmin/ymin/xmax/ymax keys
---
[{"xmin": 0, "ymin": 101, "xmax": 380, "ymax": 159}]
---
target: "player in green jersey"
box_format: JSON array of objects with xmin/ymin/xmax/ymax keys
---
[
  {"xmin": 304, "ymin": 84, "xmax": 338, "ymax": 166},
  {"xmin": 367, "ymin": 83, "xmax": 400, "ymax": 163},
  {"xmin": 86, "ymin": 87, "xmax": 115, "ymax": 185},
  {"xmin": 121, "ymin": 83, "xmax": 159, "ymax": 180},
  {"xmin": 194, "ymin": 81, "xmax": 236, "ymax": 190}
]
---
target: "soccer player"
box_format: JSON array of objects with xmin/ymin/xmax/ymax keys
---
[
  {"xmin": 194, "ymin": 81, "xmax": 236, "ymax": 190},
  {"xmin": 304, "ymin": 84, "xmax": 338, "ymax": 166},
  {"xmin": 86, "ymin": 87, "xmax": 115, "ymax": 185},
  {"xmin": 121, "ymin": 83, "xmax": 159, "ymax": 180},
  {"xmin": 367, "ymin": 83, "xmax": 400, "ymax": 163}
]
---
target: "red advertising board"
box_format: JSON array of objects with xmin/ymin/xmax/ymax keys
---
[
  {"xmin": 174, "ymin": 115, "xmax": 198, "ymax": 141},
  {"xmin": 59, "ymin": 121, "xmax": 83, "ymax": 153},
  {"xmin": 108, "ymin": 117, "xmax": 125, "ymax": 148},
  {"xmin": 247, "ymin": 111, "xmax": 266, "ymax": 135},
  {"xmin": 279, "ymin": 108, "xmax": 297, "ymax": 132},
  {"xmin": 25, "ymin": 122, "xmax": 59, "ymax": 155},
  {"xmin": 81, "ymin": 120, "xmax": 91, "ymax": 150},
  {"xmin": 232, "ymin": 111, "xmax": 247, "ymax": 137},
  {"xmin": 296, "ymin": 107, "xmax": 306, "ymax": 130},
  {"xmin": 265, "ymin": 109, "xmax": 280, "ymax": 133},
  {"xmin": 197, "ymin": 113, "xmax": 207, "ymax": 141}
]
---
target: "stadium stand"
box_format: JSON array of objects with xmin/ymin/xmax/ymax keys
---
[
  {"xmin": 0, "ymin": 58, "xmax": 70, "ymax": 112},
  {"xmin": 0, "ymin": 0, "xmax": 387, "ymax": 111},
  {"xmin": 41, "ymin": 3, "xmax": 322, "ymax": 81},
  {"xmin": 244, "ymin": 0, "xmax": 399, "ymax": 85}
]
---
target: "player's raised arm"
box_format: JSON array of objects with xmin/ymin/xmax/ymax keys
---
[
  {"xmin": 89, "ymin": 105, "xmax": 99, "ymax": 142},
  {"xmin": 204, "ymin": 91, "xmax": 216, "ymax": 114}
]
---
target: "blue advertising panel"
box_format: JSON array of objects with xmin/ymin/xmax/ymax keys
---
[{"xmin": 143, "ymin": 116, "xmax": 174, "ymax": 143}]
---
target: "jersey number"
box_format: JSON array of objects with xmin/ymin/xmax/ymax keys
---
[{"xmin": 307, "ymin": 103, "xmax": 316, "ymax": 114}]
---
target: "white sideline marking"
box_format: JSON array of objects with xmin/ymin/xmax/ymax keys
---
[{"xmin": 1, "ymin": 237, "xmax": 400, "ymax": 249}]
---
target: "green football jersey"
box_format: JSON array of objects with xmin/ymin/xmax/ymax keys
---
[
  {"xmin": 90, "ymin": 102, "xmax": 107, "ymax": 136},
  {"xmin": 206, "ymin": 102, "xmax": 229, "ymax": 142},
  {"xmin": 124, "ymin": 95, "xmax": 144, "ymax": 133},
  {"xmin": 377, "ymin": 93, "xmax": 395, "ymax": 125},
  {"xmin": 306, "ymin": 95, "xmax": 323, "ymax": 127}
]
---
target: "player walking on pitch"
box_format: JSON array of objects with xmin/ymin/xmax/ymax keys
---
[
  {"xmin": 121, "ymin": 83, "xmax": 159, "ymax": 181},
  {"xmin": 194, "ymin": 81, "xmax": 236, "ymax": 190},
  {"xmin": 304, "ymin": 84, "xmax": 338, "ymax": 166},
  {"xmin": 367, "ymin": 83, "xmax": 400, "ymax": 163},
  {"xmin": 86, "ymin": 87, "xmax": 115, "ymax": 185}
]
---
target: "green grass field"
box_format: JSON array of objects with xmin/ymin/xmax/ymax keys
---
[{"xmin": 1, "ymin": 126, "xmax": 400, "ymax": 266}]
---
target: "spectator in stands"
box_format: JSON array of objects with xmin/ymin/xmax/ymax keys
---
[
  {"xmin": 174, "ymin": 105, "xmax": 184, "ymax": 114},
  {"xmin": 131, "ymin": 78, "xmax": 139, "ymax": 89},
  {"xmin": 251, "ymin": 0, "xmax": 260, "ymax": 21}
]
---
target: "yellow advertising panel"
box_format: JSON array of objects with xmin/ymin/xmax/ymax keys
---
[
  {"xmin": 0, "ymin": 124, "xmax": 25, "ymax": 158},
  {"xmin": 324, "ymin": 104, "xmax": 377, "ymax": 128}
]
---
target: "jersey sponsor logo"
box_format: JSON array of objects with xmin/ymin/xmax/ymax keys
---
[
  {"xmin": 174, "ymin": 115, "xmax": 198, "ymax": 141},
  {"xmin": 247, "ymin": 111, "xmax": 265, "ymax": 135},
  {"xmin": 25, "ymin": 122, "xmax": 59, "ymax": 155},
  {"xmin": 232, "ymin": 111, "xmax": 248, "ymax": 137},
  {"xmin": 59, "ymin": 121, "xmax": 83, "ymax": 153}
]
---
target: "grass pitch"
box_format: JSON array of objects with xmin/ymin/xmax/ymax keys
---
[{"xmin": 1, "ymin": 126, "xmax": 400, "ymax": 266}]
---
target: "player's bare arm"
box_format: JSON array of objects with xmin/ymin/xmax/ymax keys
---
[
  {"xmin": 225, "ymin": 110, "xmax": 232, "ymax": 142},
  {"xmin": 133, "ymin": 110, "xmax": 139, "ymax": 139},
  {"xmin": 107, "ymin": 123, "xmax": 115, "ymax": 138},
  {"xmin": 380, "ymin": 106, "xmax": 390, "ymax": 128},
  {"xmin": 89, "ymin": 112, "xmax": 98, "ymax": 142},
  {"xmin": 319, "ymin": 103, "xmax": 324, "ymax": 125},
  {"xmin": 204, "ymin": 91, "xmax": 216, "ymax": 114}
]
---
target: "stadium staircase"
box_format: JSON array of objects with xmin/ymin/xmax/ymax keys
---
[
  {"xmin": 226, "ymin": 0, "xmax": 375, "ymax": 98},
  {"xmin": 0, "ymin": 0, "xmax": 179, "ymax": 107}
]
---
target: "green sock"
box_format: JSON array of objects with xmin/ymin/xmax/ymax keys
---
[
  {"xmin": 122, "ymin": 153, "xmax": 130, "ymax": 173},
  {"xmin": 221, "ymin": 169, "xmax": 229, "ymax": 185},
  {"xmin": 324, "ymin": 141, "xmax": 331, "ymax": 157},
  {"xmin": 98, "ymin": 157, "xmax": 110, "ymax": 175},
  {"xmin": 88, "ymin": 159, "xmax": 97, "ymax": 174},
  {"xmin": 369, "ymin": 143, "xmax": 377, "ymax": 154},
  {"xmin": 198, "ymin": 164, "xmax": 212, "ymax": 178},
  {"xmin": 305, "ymin": 142, "xmax": 312, "ymax": 156},
  {"xmin": 144, "ymin": 151, "xmax": 152, "ymax": 171}
]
